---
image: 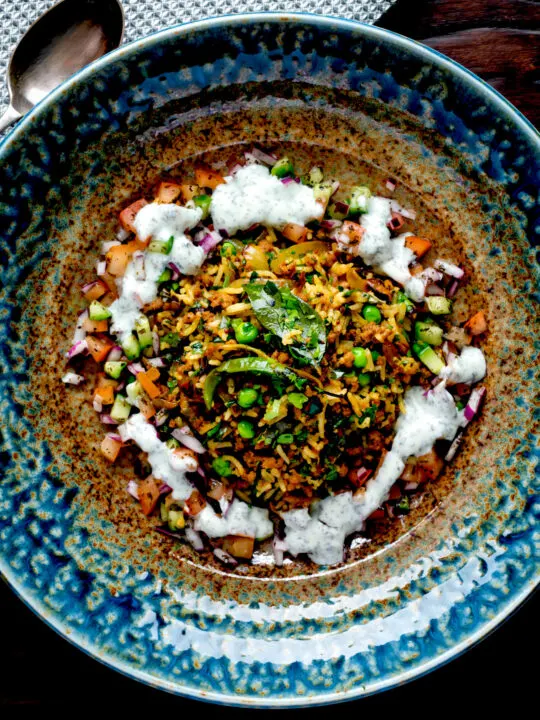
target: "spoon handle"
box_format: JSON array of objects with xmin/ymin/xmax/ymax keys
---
[{"xmin": 0, "ymin": 105, "xmax": 22, "ymax": 133}]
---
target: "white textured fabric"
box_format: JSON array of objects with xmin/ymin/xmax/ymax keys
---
[{"xmin": 0, "ymin": 0, "xmax": 395, "ymax": 119}]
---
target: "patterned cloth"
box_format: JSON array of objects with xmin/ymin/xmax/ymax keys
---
[{"xmin": 0, "ymin": 0, "xmax": 395, "ymax": 119}]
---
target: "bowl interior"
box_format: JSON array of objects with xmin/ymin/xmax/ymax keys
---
[{"xmin": 0, "ymin": 15, "xmax": 538, "ymax": 705}]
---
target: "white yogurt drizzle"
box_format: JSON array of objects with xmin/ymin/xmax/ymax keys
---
[
  {"xmin": 281, "ymin": 384, "xmax": 467, "ymax": 565},
  {"xmin": 336, "ymin": 196, "xmax": 425, "ymax": 301},
  {"xmin": 109, "ymin": 204, "xmax": 203, "ymax": 341},
  {"xmin": 194, "ymin": 500, "xmax": 273, "ymax": 540},
  {"xmin": 210, "ymin": 164, "xmax": 322, "ymax": 236},
  {"xmin": 118, "ymin": 412, "xmax": 198, "ymax": 501},
  {"xmin": 441, "ymin": 346, "xmax": 487, "ymax": 385}
]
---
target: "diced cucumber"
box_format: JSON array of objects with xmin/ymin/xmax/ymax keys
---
[
  {"xmin": 88, "ymin": 301, "xmax": 112, "ymax": 321},
  {"xmin": 110, "ymin": 394, "xmax": 131, "ymax": 422},
  {"xmin": 426, "ymin": 296, "xmax": 453, "ymax": 315},
  {"xmin": 135, "ymin": 315, "xmax": 153, "ymax": 349},
  {"xmin": 307, "ymin": 167, "xmax": 323, "ymax": 186},
  {"xmin": 126, "ymin": 380, "xmax": 143, "ymax": 405},
  {"xmin": 312, "ymin": 182, "xmax": 335, "ymax": 206},
  {"xmin": 348, "ymin": 185, "xmax": 371, "ymax": 214},
  {"xmin": 415, "ymin": 320, "xmax": 443, "ymax": 346},
  {"xmin": 328, "ymin": 202, "xmax": 349, "ymax": 220},
  {"xmin": 122, "ymin": 333, "xmax": 141, "ymax": 360},
  {"xmin": 148, "ymin": 235, "xmax": 174, "ymax": 254},
  {"xmin": 158, "ymin": 268, "xmax": 172, "ymax": 283},
  {"xmin": 165, "ymin": 437, "xmax": 180, "ymax": 449},
  {"xmin": 168, "ymin": 509, "xmax": 185, "ymax": 531},
  {"xmin": 270, "ymin": 157, "xmax": 294, "ymax": 178},
  {"xmin": 104, "ymin": 361, "xmax": 127, "ymax": 379},
  {"xmin": 413, "ymin": 342, "xmax": 445, "ymax": 375},
  {"xmin": 396, "ymin": 290, "xmax": 415, "ymax": 313},
  {"xmin": 193, "ymin": 194, "xmax": 212, "ymax": 219}
]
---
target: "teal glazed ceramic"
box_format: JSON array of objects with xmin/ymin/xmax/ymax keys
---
[{"xmin": 0, "ymin": 14, "xmax": 538, "ymax": 706}]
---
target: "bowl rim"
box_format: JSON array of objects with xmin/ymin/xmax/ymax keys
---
[{"xmin": 0, "ymin": 12, "xmax": 538, "ymax": 707}]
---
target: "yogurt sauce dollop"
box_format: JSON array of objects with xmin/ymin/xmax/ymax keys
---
[
  {"xmin": 210, "ymin": 164, "xmax": 322, "ymax": 236},
  {"xmin": 109, "ymin": 204, "xmax": 203, "ymax": 341},
  {"xmin": 281, "ymin": 384, "xmax": 467, "ymax": 565},
  {"xmin": 336, "ymin": 196, "xmax": 425, "ymax": 301}
]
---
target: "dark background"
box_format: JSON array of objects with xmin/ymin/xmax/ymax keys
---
[{"xmin": 2, "ymin": 0, "xmax": 538, "ymax": 709}]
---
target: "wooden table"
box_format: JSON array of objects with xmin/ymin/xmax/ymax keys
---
[{"xmin": 1, "ymin": 0, "xmax": 538, "ymax": 708}]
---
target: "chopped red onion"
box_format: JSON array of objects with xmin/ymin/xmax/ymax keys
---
[
  {"xmin": 155, "ymin": 410, "xmax": 169, "ymax": 427},
  {"xmin": 445, "ymin": 432, "xmax": 463, "ymax": 461},
  {"xmin": 62, "ymin": 372, "xmax": 85, "ymax": 385},
  {"xmin": 442, "ymin": 341, "xmax": 457, "ymax": 365},
  {"xmin": 385, "ymin": 179, "xmax": 397, "ymax": 192},
  {"xmin": 116, "ymin": 227, "xmax": 131, "ymax": 242},
  {"xmin": 333, "ymin": 200, "xmax": 350, "ymax": 215},
  {"xmin": 159, "ymin": 483, "xmax": 172, "ymax": 496},
  {"xmin": 330, "ymin": 180, "xmax": 340, "ymax": 196},
  {"xmin": 147, "ymin": 357, "xmax": 165, "ymax": 368},
  {"xmin": 127, "ymin": 362, "xmax": 144, "ymax": 375},
  {"xmin": 447, "ymin": 280, "xmax": 459, "ymax": 298},
  {"xmin": 218, "ymin": 496, "xmax": 231, "ymax": 516},
  {"xmin": 132, "ymin": 251, "xmax": 146, "ymax": 280},
  {"xmin": 273, "ymin": 536, "xmax": 287, "ymax": 567},
  {"xmin": 425, "ymin": 283, "xmax": 445, "ymax": 296},
  {"xmin": 100, "ymin": 414, "xmax": 118, "ymax": 425},
  {"xmin": 106, "ymin": 433, "xmax": 123, "ymax": 443},
  {"xmin": 229, "ymin": 162, "xmax": 244, "ymax": 175},
  {"xmin": 127, "ymin": 480, "xmax": 139, "ymax": 499},
  {"xmin": 168, "ymin": 262, "xmax": 181, "ymax": 280},
  {"xmin": 213, "ymin": 548, "xmax": 238, "ymax": 566},
  {"xmin": 171, "ymin": 428, "xmax": 206, "ymax": 454},
  {"xmin": 281, "ymin": 176, "xmax": 295, "ymax": 185},
  {"xmin": 96, "ymin": 260, "xmax": 107, "ymax": 276},
  {"xmin": 356, "ymin": 467, "xmax": 371, "ymax": 484},
  {"xmin": 389, "ymin": 200, "xmax": 416, "ymax": 220},
  {"xmin": 185, "ymin": 527, "xmax": 204, "ymax": 551},
  {"xmin": 195, "ymin": 229, "xmax": 222, "ymax": 253},
  {"xmin": 434, "ymin": 259, "xmax": 464, "ymax": 279},
  {"xmin": 320, "ymin": 219, "xmax": 343, "ymax": 230},
  {"xmin": 66, "ymin": 339, "xmax": 88, "ymax": 359},
  {"xmin": 152, "ymin": 329, "xmax": 160, "ymax": 355},
  {"xmin": 248, "ymin": 147, "xmax": 278, "ymax": 165},
  {"xmin": 218, "ymin": 228, "xmax": 229, "ymax": 239},
  {"xmin": 106, "ymin": 346, "xmax": 123, "ymax": 362},
  {"xmin": 404, "ymin": 481, "xmax": 420, "ymax": 490},
  {"xmin": 387, "ymin": 212, "xmax": 404, "ymax": 231},
  {"xmin": 81, "ymin": 280, "xmax": 98, "ymax": 294},
  {"xmin": 463, "ymin": 386, "xmax": 486, "ymax": 424},
  {"xmin": 197, "ymin": 465, "xmax": 207, "ymax": 478},
  {"xmin": 93, "ymin": 397, "xmax": 103, "ymax": 413}
]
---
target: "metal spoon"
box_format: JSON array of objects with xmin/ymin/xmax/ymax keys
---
[{"xmin": 0, "ymin": 0, "xmax": 124, "ymax": 133}]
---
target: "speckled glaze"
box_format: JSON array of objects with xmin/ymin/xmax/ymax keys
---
[{"xmin": 0, "ymin": 14, "xmax": 538, "ymax": 706}]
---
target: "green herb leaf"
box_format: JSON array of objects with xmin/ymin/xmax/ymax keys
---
[{"xmin": 245, "ymin": 281, "xmax": 326, "ymax": 366}]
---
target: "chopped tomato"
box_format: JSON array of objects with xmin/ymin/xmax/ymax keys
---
[
  {"xmin": 86, "ymin": 335, "xmax": 115, "ymax": 363},
  {"xmin": 281, "ymin": 223, "xmax": 308, "ymax": 243},
  {"xmin": 138, "ymin": 476, "xmax": 161, "ymax": 516},
  {"xmin": 195, "ymin": 165, "xmax": 225, "ymax": 190},
  {"xmin": 82, "ymin": 280, "xmax": 108, "ymax": 301},
  {"xmin": 101, "ymin": 434, "xmax": 122, "ymax": 462},
  {"xmin": 137, "ymin": 371, "xmax": 161, "ymax": 399},
  {"xmin": 180, "ymin": 184, "xmax": 200, "ymax": 202},
  {"xmin": 137, "ymin": 395, "xmax": 156, "ymax": 420},
  {"xmin": 119, "ymin": 199, "xmax": 148, "ymax": 233},
  {"xmin": 82, "ymin": 317, "xmax": 108, "ymax": 333},
  {"xmin": 404, "ymin": 235, "xmax": 432, "ymax": 258},
  {"xmin": 341, "ymin": 221, "xmax": 364, "ymax": 245},
  {"xmin": 222, "ymin": 535, "xmax": 254, "ymax": 559},
  {"xmin": 464, "ymin": 310, "xmax": 487, "ymax": 336},
  {"xmin": 369, "ymin": 508, "xmax": 385, "ymax": 520},
  {"xmin": 155, "ymin": 181, "xmax": 182, "ymax": 203},
  {"xmin": 184, "ymin": 490, "xmax": 207, "ymax": 517}
]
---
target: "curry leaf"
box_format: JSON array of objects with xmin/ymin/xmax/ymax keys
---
[{"xmin": 245, "ymin": 282, "xmax": 326, "ymax": 366}]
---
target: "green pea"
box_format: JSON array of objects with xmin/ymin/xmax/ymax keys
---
[
  {"xmin": 277, "ymin": 433, "xmax": 294, "ymax": 444},
  {"xmin": 237, "ymin": 420, "xmax": 255, "ymax": 439},
  {"xmin": 212, "ymin": 457, "xmax": 233, "ymax": 477},
  {"xmin": 357, "ymin": 372, "xmax": 371, "ymax": 387},
  {"xmin": 220, "ymin": 241, "xmax": 237, "ymax": 257},
  {"xmin": 362, "ymin": 304, "xmax": 382, "ymax": 324},
  {"xmin": 238, "ymin": 388, "xmax": 259, "ymax": 408},
  {"xmin": 234, "ymin": 322, "xmax": 259, "ymax": 344},
  {"xmin": 352, "ymin": 347, "xmax": 368, "ymax": 368}
]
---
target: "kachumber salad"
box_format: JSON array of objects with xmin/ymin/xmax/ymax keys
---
[{"xmin": 63, "ymin": 151, "xmax": 488, "ymax": 566}]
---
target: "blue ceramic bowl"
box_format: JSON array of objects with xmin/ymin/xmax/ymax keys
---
[{"xmin": 0, "ymin": 14, "xmax": 538, "ymax": 706}]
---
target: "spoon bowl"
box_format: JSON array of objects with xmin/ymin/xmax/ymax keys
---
[{"xmin": 0, "ymin": 0, "xmax": 124, "ymax": 132}]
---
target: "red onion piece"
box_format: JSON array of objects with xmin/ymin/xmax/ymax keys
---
[
  {"xmin": 281, "ymin": 176, "xmax": 295, "ymax": 185},
  {"xmin": 127, "ymin": 480, "xmax": 139, "ymax": 499},
  {"xmin": 167, "ymin": 262, "xmax": 181, "ymax": 280},
  {"xmin": 356, "ymin": 467, "xmax": 371, "ymax": 484},
  {"xmin": 152, "ymin": 329, "xmax": 160, "ymax": 355},
  {"xmin": 418, "ymin": 268, "xmax": 443, "ymax": 283},
  {"xmin": 100, "ymin": 414, "xmax": 118, "ymax": 425},
  {"xmin": 273, "ymin": 536, "xmax": 288, "ymax": 567},
  {"xmin": 127, "ymin": 362, "xmax": 144, "ymax": 375},
  {"xmin": 434, "ymin": 259, "xmax": 464, "ymax": 279},
  {"xmin": 185, "ymin": 527, "xmax": 204, "ymax": 551},
  {"xmin": 385, "ymin": 179, "xmax": 397, "ymax": 192},
  {"xmin": 320, "ymin": 219, "xmax": 343, "ymax": 230},
  {"xmin": 66, "ymin": 339, "xmax": 88, "ymax": 359},
  {"xmin": 93, "ymin": 397, "xmax": 103, "ymax": 413},
  {"xmin": 445, "ymin": 432, "xmax": 463, "ymax": 461},
  {"xmin": 106, "ymin": 433, "xmax": 123, "ymax": 443},
  {"xmin": 148, "ymin": 357, "xmax": 165, "ymax": 368},
  {"xmin": 404, "ymin": 481, "xmax": 419, "ymax": 490},
  {"xmin": 159, "ymin": 483, "xmax": 172, "ymax": 496},
  {"xmin": 463, "ymin": 386, "xmax": 486, "ymax": 424},
  {"xmin": 96, "ymin": 260, "xmax": 107, "ymax": 276},
  {"xmin": 389, "ymin": 200, "xmax": 417, "ymax": 220},
  {"xmin": 62, "ymin": 372, "xmax": 85, "ymax": 385},
  {"xmin": 229, "ymin": 162, "xmax": 244, "ymax": 175},
  {"xmin": 425, "ymin": 283, "xmax": 445, "ymax": 296},
  {"xmin": 213, "ymin": 548, "xmax": 238, "ymax": 566},
  {"xmin": 132, "ymin": 251, "xmax": 146, "ymax": 280},
  {"xmin": 197, "ymin": 466, "xmax": 207, "ymax": 478},
  {"xmin": 248, "ymin": 147, "xmax": 278, "ymax": 165},
  {"xmin": 116, "ymin": 227, "xmax": 131, "ymax": 242},
  {"xmin": 106, "ymin": 346, "xmax": 123, "ymax": 362},
  {"xmin": 171, "ymin": 428, "xmax": 206, "ymax": 454},
  {"xmin": 330, "ymin": 180, "xmax": 340, "ymax": 196},
  {"xmin": 154, "ymin": 410, "xmax": 168, "ymax": 427},
  {"xmin": 101, "ymin": 240, "xmax": 120, "ymax": 253},
  {"xmin": 195, "ymin": 229, "xmax": 222, "ymax": 253},
  {"xmin": 387, "ymin": 212, "xmax": 404, "ymax": 231},
  {"xmin": 447, "ymin": 280, "xmax": 459, "ymax": 298},
  {"xmin": 81, "ymin": 280, "xmax": 98, "ymax": 294}
]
